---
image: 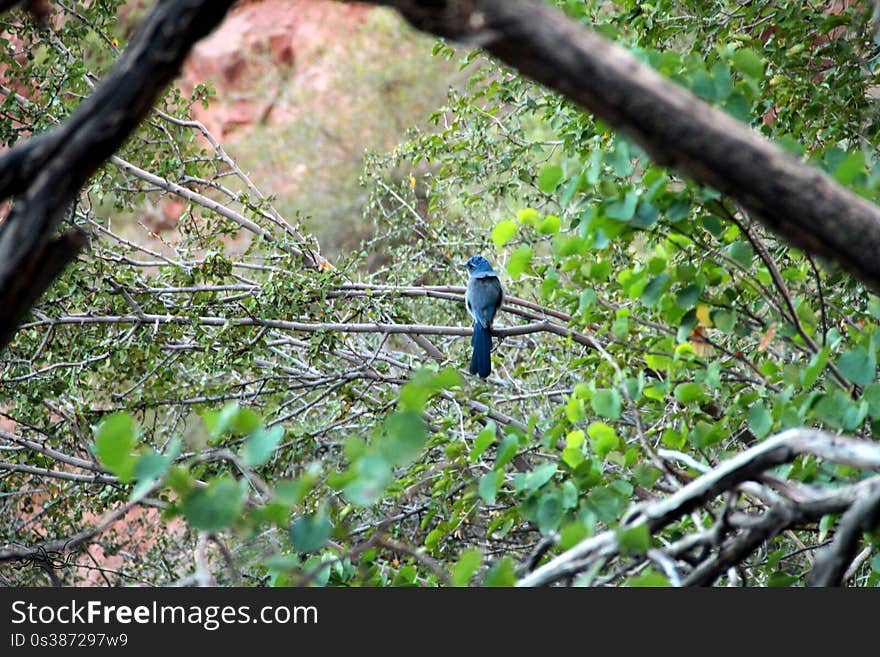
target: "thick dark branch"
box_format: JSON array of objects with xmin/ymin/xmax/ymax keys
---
[
  {"xmin": 0, "ymin": 1, "xmax": 26, "ymax": 13},
  {"xmin": 362, "ymin": 0, "xmax": 880, "ymax": 291},
  {"xmin": 639, "ymin": 430, "xmax": 880, "ymax": 530},
  {"xmin": 0, "ymin": 0, "xmax": 235, "ymax": 200},
  {"xmin": 0, "ymin": 0, "xmax": 237, "ymax": 351},
  {"xmin": 682, "ymin": 503, "xmax": 796, "ymax": 587},
  {"xmin": 0, "ymin": 230, "xmax": 85, "ymax": 348},
  {"xmin": 808, "ymin": 479, "xmax": 880, "ymax": 586},
  {"xmin": 518, "ymin": 429, "xmax": 880, "ymax": 586},
  {"xmin": 682, "ymin": 477, "xmax": 880, "ymax": 586}
]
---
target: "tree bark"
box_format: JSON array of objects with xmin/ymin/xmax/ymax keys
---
[
  {"xmin": 359, "ymin": 0, "xmax": 880, "ymax": 291},
  {"xmin": 4, "ymin": 0, "xmax": 880, "ymax": 349},
  {"xmin": 0, "ymin": 0, "xmax": 238, "ymax": 351}
]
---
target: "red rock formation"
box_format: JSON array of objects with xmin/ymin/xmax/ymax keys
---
[{"xmin": 182, "ymin": 0, "xmax": 373, "ymax": 140}]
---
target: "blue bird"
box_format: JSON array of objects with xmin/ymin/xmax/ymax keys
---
[{"xmin": 462, "ymin": 255, "xmax": 504, "ymax": 378}]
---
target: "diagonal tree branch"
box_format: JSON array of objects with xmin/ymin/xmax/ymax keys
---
[
  {"xmin": 0, "ymin": 0, "xmax": 239, "ymax": 351},
  {"xmin": 807, "ymin": 479, "xmax": 880, "ymax": 586},
  {"xmin": 517, "ymin": 429, "xmax": 880, "ymax": 586},
  {"xmin": 355, "ymin": 0, "xmax": 880, "ymax": 291}
]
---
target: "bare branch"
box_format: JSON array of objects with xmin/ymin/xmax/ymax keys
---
[
  {"xmin": 808, "ymin": 479, "xmax": 880, "ymax": 587},
  {"xmin": 0, "ymin": 0, "xmax": 239, "ymax": 351},
  {"xmin": 518, "ymin": 429, "xmax": 880, "ymax": 586}
]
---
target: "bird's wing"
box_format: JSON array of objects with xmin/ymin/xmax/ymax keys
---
[{"xmin": 469, "ymin": 276, "xmax": 503, "ymax": 328}]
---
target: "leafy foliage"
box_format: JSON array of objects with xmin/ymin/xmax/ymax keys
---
[{"xmin": 2, "ymin": 0, "xmax": 880, "ymax": 586}]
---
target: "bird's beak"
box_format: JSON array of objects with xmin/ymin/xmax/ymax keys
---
[{"xmin": 458, "ymin": 262, "xmax": 469, "ymax": 270}]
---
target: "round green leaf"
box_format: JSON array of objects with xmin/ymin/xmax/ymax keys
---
[
  {"xmin": 182, "ymin": 477, "xmax": 246, "ymax": 532},
  {"xmin": 732, "ymin": 47, "xmax": 764, "ymax": 79},
  {"xmin": 289, "ymin": 511, "xmax": 332, "ymax": 553},
  {"xmin": 537, "ymin": 164, "xmax": 563, "ymax": 193},
  {"xmin": 590, "ymin": 389, "xmax": 622, "ymax": 419},
  {"xmin": 240, "ymin": 425, "xmax": 284, "ymax": 467},
  {"xmin": 492, "ymin": 219, "xmax": 519, "ymax": 247}
]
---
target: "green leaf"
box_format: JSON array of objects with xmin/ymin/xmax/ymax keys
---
[
  {"xmin": 536, "ymin": 490, "xmax": 563, "ymax": 534},
  {"xmin": 507, "ymin": 245, "xmax": 533, "ymax": 280},
  {"xmin": 590, "ymin": 389, "xmax": 622, "ymax": 419},
  {"xmin": 479, "ymin": 470, "xmax": 504, "ymax": 504},
  {"xmin": 274, "ymin": 475, "xmax": 317, "ymax": 506},
  {"xmin": 566, "ymin": 396, "xmax": 586, "ymax": 423},
  {"xmin": 301, "ymin": 556, "xmax": 331, "ymax": 587},
  {"xmin": 517, "ymin": 207, "xmax": 540, "ymax": 225},
  {"xmin": 838, "ymin": 348, "xmax": 876, "ymax": 387},
  {"xmin": 537, "ymin": 214, "xmax": 562, "ymax": 234},
  {"xmin": 537, "ymin": 164, "xmax": 564, "ymax": 193},
  {"xmin": 492, "ymin": 220, "xmax": 519, "ymax": 248},
  {"xmin": 566, "ymin": 430, "xmax": 586, "ymax": 449},
  {"xmin": 862, "ymin": 383, "xmax": 880, "ymax": 416},
  {"xmin": 732, "ymin": 47, "xmax": 764, "ymax": 79},
  {"xmin": 343, "ymin": 454, "xmax": 392, "ymax": 507},
  {"xmin": 608, "ymin": 137, "xmax": 634, "ymax": 176},
  {"xmin": 616, "ymin": 524, "xmax": 650, "ymax": 553},
  {"xmin": 811, "ymin": 390, "xmax": 850, "ymax": 429},
  {"xmin": 182, "ymin": 477, "xmax": 246, "ymax": 532},
  {"xmin": 452, "ymin": 548, "xmax": 482, "ymax": 586},
  {"xmin": 626, "ymin": 571, "xmax": 670, "ymax": 587},
  {"xmin": 240, "ymin": 425, "xmax": 284, "ymax": 467},
  {"xmin": 665, "ymin": 200, "xmax": 690, "ymax": 222},
  {"xmin": 713, "ymin": 309, "xmax": 737, "ymax": 332},
  {"xmin": 641, "ymin": 273, "xmax": 669, "ymax": 307},
  {"xmin": 565, "ymin": 430, "xmax": 587, "ymax": 449},
  {"xmin": 202, "ymin": 403, "xmax": 261, "ymax": 438},
  {"xmin": 380, "ymin": 411, "xmax": 427, "ymax": 466},
  {"xmin": 868, "ymin": 295, "xmax": 880, "ymax": 320},
  {"xmin": 484, "ymin": 557, "xmax": 516, "ymax": 587},
  {"xmin": 691, "ymin": 69, "xmax": 716, "ymax": 101},
  {"xmin": 587, "ymin": 486, "xmax": 626, "ymax": 523},
  {"xmin": 675, "ymin": 284, "xmax": 701, "ymax": 309},
  {"xmin": 747, "ymin": 403, "xmax": 773, "ymax": 439},
  {"xmin": 424, "ymin": 528, "xmax": 445, "ymax": 550},
  {"xmin": 133, "ymin": 451, "xmax": 170, "ymax": 483},
  {"xmin": 561, "ymin": 448, "xmax": 584, "ymax": 468},
  {"xmin": 818, "ymin": 514, "xmax": 835, "ymax": 542},
  {"xmin": 392, "ymin": 565, "xmax": 418, "ymax": 587},
  {"xmin": 93, "ymin": 413, "xmax": 138, "ymax": 483},
  {"xmin": 631, "ymin": 201, "xmax": 659, "ymax": 229},
  {"xmin": 130, "ymin": 449, "xmax": 173, "ymax": 502},
  {"xmin": 711, "ymin": 61, "xmax": 733, "ymax": 100},
  {"xmin": 166, "ymin": 466, "xmax": 194, "ymax": 498},
  {"xmin": 289, "ymin": 511, "xmax": 332, "ymax": 553},
  {"xmin": 585, "ymin": 149, "xmax": 603, "ymax": 185},
  {"xmin": 606, "ymin": 190, "xmax": 639, "ymax": 221},
  {"xmin": 834, "ymin": 151, "xmax": 866, "ymax": 185},
  {"xmin": 588, "ymin": 421, "xmax": 619, "ymax": 457},
  {"xmin": 522, "ymin": 463, "xmax": 557, "ymax": 493},
  {"xmin": 494, "ymin": 435, "xmax": 519, "ymax": 470},
  {"xmin": 767, "ymin": 571, "xmax": 798, "ymax": 587},
  {"xmin": 645, "ymin": 353, "xmax": 671, "ymax": 371},
  {"xmin": 802, "ymin": 348, "xmax": 829, "ymax": 389},
  {"xmin": 674, "ymin": 382, "xmax": 705, "ymax": 404},
  {"xmin": 559, "ymin": 521, "xmax": 590, "ymax": 549},
  {"xmin": 469, "ymin": 422, "xmax": 496, "ymax": 462}
]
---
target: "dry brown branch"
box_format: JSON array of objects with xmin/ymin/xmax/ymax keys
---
[{"xmin": 518, "ymin": 429, "xmax": 880, "ymax": 586}]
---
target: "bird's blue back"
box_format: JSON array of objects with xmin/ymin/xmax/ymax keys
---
[{"xmin": 464, "ymin": 255, "xmax": 503, "ymax": 377}]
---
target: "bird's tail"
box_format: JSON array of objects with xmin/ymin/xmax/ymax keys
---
[{"xmin": 470, "ymin": 322, "xmax": 492, "ymax": 378}]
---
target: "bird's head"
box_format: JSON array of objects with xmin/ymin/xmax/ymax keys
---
[{"xmin": 461, "ymin": 255, "xmax": 495, "ymax": 274}]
